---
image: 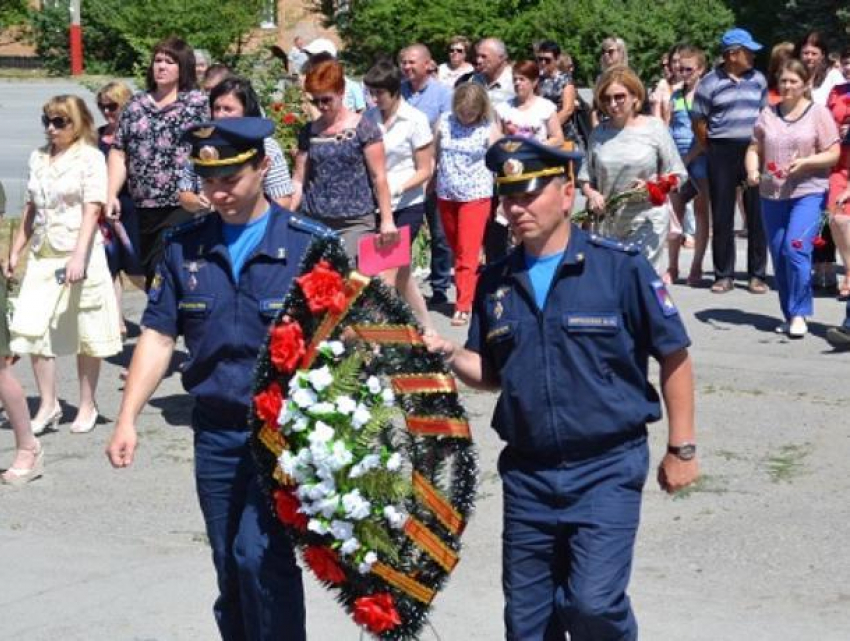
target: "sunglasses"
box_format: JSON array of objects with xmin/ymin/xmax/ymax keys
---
[
  {"xmin": 308, "ymin": 96, "xmax": 335, "ymax": 107},
  {"xmin": 601, "ymin": 48, "xmax": 618, "ymax": 56},
  {"xmin": 41, "ymin": 115, "xmax": 70, "ymax": 129},
  {"xmin": 536, "ymin": 56, "xmax": 554, "ymax": 64},
  {"xmin": 449, "ymin": 47, "xmax": 465, "ymax": 54},
  {"xmin": 601, "ymin": 92, "xmax": 629, "ymax": 106},
  {"xmin": 98, "ymin": 102, "xmax": 119, "ymax": 113},
  {"xmin": 680, "ymin": 66, "xmax": 696, "ymax": 73}
]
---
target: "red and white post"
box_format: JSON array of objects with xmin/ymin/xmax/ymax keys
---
[{"xmin": 69, "ymin": 0, "xmax": 83, "ymax": 76}]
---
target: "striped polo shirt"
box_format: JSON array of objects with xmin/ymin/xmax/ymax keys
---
[{"xmin": 692, "ymin": 65, "xmax": 767, "ymax": 141}]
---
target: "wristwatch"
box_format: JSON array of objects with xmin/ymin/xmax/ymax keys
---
[{"xmin": 667, "ymin": 443, "xmax": 697, "ymax": 461}]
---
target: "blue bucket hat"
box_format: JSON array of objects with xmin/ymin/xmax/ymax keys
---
[{"xmin": 720, "ymin": 28, "xmax": 762, "ymax": 53}]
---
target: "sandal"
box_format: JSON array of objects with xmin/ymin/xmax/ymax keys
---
[
  {"xmin": 710, "ymin": 278, "xmax": 733, "ymax": 293},
  {"xmin": 450, "ymin": 311, "xmax": 470, "ymax": 326},
  {"xmin": 2, "ymin": 441, "xmax": 44, "ymax": 486},
  {"xmin": 838, "ymin": 281, "xmax": 850, "ymax": 301},
  {"xmin": 747, "ymin": 278, "xmax": 769, "ymax": 294}
]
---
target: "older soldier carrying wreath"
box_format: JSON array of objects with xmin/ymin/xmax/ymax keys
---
[
  {"xmin": 106, "ymin": 117, "xmax": 332, "ymax": 641},
  {"xmin": 423, "ymin": 136, "xmax": 699, "ymax": 640}
]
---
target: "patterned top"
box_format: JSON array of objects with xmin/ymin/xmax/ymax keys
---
[
  {"xmin": 435, "ymin": 112, "xmax": 494, "ymax": 202},
  {"xmin": 113, "ymin": 90, "xmax": 208, "ymax": 209},
  {"xmin": 692, "ymin": 65, "xmax": 766, "ymax": 141},
  {"xmin": 178, "ymin": 137, "xmax": 294, "ymax": 199},
  {"xmin": 297, "ymin": 116, "xmax": 383, "ymax": 219},
  {"xmin": 539, "ymin": 72, "xmax": 579, "ymax": 142}
]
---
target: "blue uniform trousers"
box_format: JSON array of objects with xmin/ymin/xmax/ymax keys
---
[
  {"xmin": 761, "ymin": 193, "xmax": 826, "ymax": 320},
  {"xmin": 194, "ymin": 425, "xmax": 306, "ymax": 641},
  {"xmin": 499, "ymin": 438, "xmax": 649, "ymax": 641}
]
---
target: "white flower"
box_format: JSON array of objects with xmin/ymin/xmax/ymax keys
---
[
  {"xmin": 309, "ymin": 421, "xmax": 335, "ymax": 445},
  {"xmin": 349, "ymin": 453, "xmax": 381, "ymax": 478},
  {"xmin": 307, "ymin": 401, "xmax": 336, "ymax": 416},
  {"xmin": 288, "ymin": 371, "xmax": 308, "ymax": 394},
  {"xmin": 366, "ymin": 376, "xmax": 382, "ymax": 394},
  {"xmin": 358, "ymin": 551, "xmax": 378, "ymax": 574},
  {"xmin": 384, "ymin": 505, "xmax": 408, "ymax": 529},
  {"xmin": 280, "ymin": 450, "xmax": 308, "ymax": 482},
  {"xmin": 351, "ymin": 404, "xmax": 371, "ymax": 429},
  {"xmin": 386, "ymin": 452, "xmax": 403, "ymax": 471},
  {"xmin": 308, "ymin": 366, "xmax": 334, "ymax": 392},
  {"xmin": 308, "ymin": 518, "xmax": 329, "ymax": 535},
  {"xmin": 305, "ymin": 479, "xmax": 336, "ymax": 501},
  {"xmin": 292, "ymin": 386, "xmax": 317, "ymax": 409},
  {"xmin": 340, "ymin": 537, "xmax": 361, "ymax": 556},
  {"xmin": 381, "ymin": 387, "xmax": 396, "ymax": 407},
  {"xmin": 335, "ymin": 395, "xmax": 357, "ymax": 415},
  {"xmin": 342, "ymin": 489, "xmax": 372, "ymax": 520},
  {"xmin": 329, "ymin": 519, "xmax": 354, "ymax": 541},
  {"xmin": 316, "ymin": 495, "xmax": 341, "ymax": 518},
  {"xmin": 290, "ymin": 414, "xmax": 310, "ymax": 433},
  {"xmin": 328, "ymin": 440, "xmax": 353, "ymax": 470},
  {"xmin": 325, "ymin": 340, "xmax": 345, "ymax": 356}
]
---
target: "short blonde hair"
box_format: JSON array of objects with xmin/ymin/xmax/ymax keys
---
[
  {"xmin": 452, "ymin": 82, "xmax": 491, "ymax": 125},
  {"xmin": 42, "ymin": 94, "xmax": 96, "ymax": 146},
  {"xmin": 594, "ymin": 65, "xmax": 646, "ymax": 116},
  {"xmin": 96, "ymin": 81, "xmax": 134, "ymax": 111}
]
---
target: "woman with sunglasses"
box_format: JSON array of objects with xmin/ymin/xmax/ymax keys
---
[
  {"xmin": 438, "ymin": 36, "xmax": 474, "ymax": 88},
  {"xmin": 536, "ymin": 40, "xmax": 579, "ymax": 149},
  {"xmin": 5, "ymin": 95, "xmax": 122, "ymax": 436},
  {"xmin": 96, "ymin": 81, "xmax": 142, "ymax": 339},
  {"xmin": 105, "ymin": 36, "xmax": 208, "ymax": 289},
  {"xmin": 291, "ymin": 59, "xmax": 396, "ymax": 260},
  {"xmin": 578, "ymin": 66, "xmax": 687, "ymax": 272}
]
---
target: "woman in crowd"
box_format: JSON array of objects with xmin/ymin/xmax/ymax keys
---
[
  {"xmin": 796, "ymin": 31, "xmax": 845, "ymax": 291},
  {"xmin": 179, "ymin": 76, "xmax": 293, "ymax": 214},
  {"xmin": 291, "ymin": 59, "xmax": 396, "ymax": 261},
  {"xmin": 827, "ymin": 46, "xmax": 850, "ymax": 299},
  {"xmin": 535, "ymin": 41, "xmax": 579, "ymax": 148},
  {"xmin": 363, "ymin": 61, "xmax": 434, "ymax": 331},
  {"xmin": 438, "ymin": 36, "xmax": 474, "ymax": 88},
  {"xmin": 495, "ymin": 60, "xmax": 563, "ymax": 146},
  {"xmin": 0, "ymin": 354, "xmax": 41, "ymax": 485},
  {"xmin": 592, "ymin": 36, "xmax": 630, "ymax": 127},
  {"xmin": 579, "ymin": 66, "xmax": 687, "ymax": 272},
  {"xmin": 6, "ymin": 96, "xmax": 122, "ymax": 434},
  {"xmin": 746, "ymin": 59, "xmax": 840, "ymax": 338},
  {"xmin": 666, "ymin": 45, "xmax": 710, "ymax": 285},
  {"xmin": 96, "ymin": 81, "xmax": 141, "ymax": 338},
  {"xmin": 651, "ymin": 44, "xmax": 682, "ymax": 123},
  {"xmin": 434, "ymin": 82, "xmax": 501, "ymax": 326},
  {"xmin": 767, "ymin": 42, "xmax": 795, "ymax": 106},
  {"xmin": 106, "ymin": 36, "xmax": 208, "ymax": 289}
]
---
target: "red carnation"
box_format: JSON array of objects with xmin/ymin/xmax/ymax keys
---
[
  {"xmin": 791, "ymin": 239, "xmax": 803, "ymax": 249},
  {"xmin": 296, "ymin": 260, "xmax": 347, "ymax": 315},
  {"xmin": 767, "ymin": 161, "xmax": 778, "ymax": 172},
  {"xmin": 813, "ymin": 236, "xmax": 827, "ymax": 249},
  {"xmin": 646, "ymin": 181, "xmax": 667, "ymax": 206},
  {"xmin": 353, "ymin": 592, "xmax": 402, "ymax": 634},
  {"xmin": 254, "ymin": 381, "xmax": 284, "ymax": 426},
  {"xmin": 269, "ymin": 320, "xmax": 306, "ymax": 373},
  {"xmin": 283, "ymin": 112, "xmax": 298, "ymax": 125},
  {"xmin": 274, "ymin": 488, "xmax": 308, "ymax": 531},
  {"xmin": 303, "ymin": 545, "xmax": 346, "ymax": 585},
  {"xmin": 272, "ymin": 102, "xmax": 284, "ymax": 112}
]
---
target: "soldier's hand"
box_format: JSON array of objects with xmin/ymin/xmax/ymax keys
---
[
  {"xmin": 657, "ymin": 454, "xmax": 699, "ymax": 494},
  {"xmin": 106, "ymin": 422, "xmax": 139, "ymax": 469},
  {"xmin": 422, "ymin": 332, "xmax": 458, "ymax": 363}
]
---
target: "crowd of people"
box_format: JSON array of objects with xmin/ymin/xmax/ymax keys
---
[{"xmin": 0, "ymin": 22, "xmax": 849, "ymax": 641}]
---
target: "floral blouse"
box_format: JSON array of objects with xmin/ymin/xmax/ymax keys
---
[
  {"xmin": 297, "ymin": 116, "xmax": 382, "ymax": 219},
  {"xmin": 113, "ymin": 90, "xmax": 208, "ymax": 209}
]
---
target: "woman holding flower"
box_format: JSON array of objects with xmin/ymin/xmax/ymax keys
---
[
  {"xmin": 578, "ymin": 66, "xmax": 686, "ymax": 272},
  {"xmin": 745, "ymin": 59, "xmax": 840, "ymax": 338}
]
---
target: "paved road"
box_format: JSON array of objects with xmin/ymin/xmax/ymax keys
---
[{"xmin": 2, "ymin": 79, "xmax": 850, "ymax": 640}]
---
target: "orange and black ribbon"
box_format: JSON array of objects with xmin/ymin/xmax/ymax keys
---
[
  {"xmin": 412, "ymin": 471, "xmax": 465, "ymax": 536},
  {"xmin": 351, "ymin": 324, "xmax": 424, "ymax": 346},
  {"xmin": 371, "ymin": 561, "xmax": 436, "ymax": 604},
  {"xmin": 302, "ymin": 271, "xmax": 370, "ymax": 367},
  {"xmin": 405, "ymin": 415, "xmax": 471, "ymax": 439},
  {"xmin": 391, "ymin": 374, "xmax": 457, "ymax": 395},
  {"xmin": 404, "ymin": 517, "xmax": 459, "ymax": 573},
  {"xmin": 259, "ymin": 423, "xmax": 287, "ymax": 457}
]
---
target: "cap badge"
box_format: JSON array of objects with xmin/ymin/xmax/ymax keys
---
[
  {"xmin": 198, "ymin": 145, "xmax": 220, "ymax": 162},
  {"xmin": 193, "ymin": 127, "xmax": 215, "ymax": 139},
  {"xmin": 500, "ymin": 140, "xmax": 523, "ymax": 153},
  {"xmin": 503, "ymin": 158, "xmax": 524, "ymax": 177}
]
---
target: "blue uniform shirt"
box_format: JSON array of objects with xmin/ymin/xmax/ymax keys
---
[
  {"xmin": 143, "ymin": 204, "xmax": 333, "ymax": 429},
  {"xmin": 466, "ymin": 226, "xmax": 691, "ymax": 461}
]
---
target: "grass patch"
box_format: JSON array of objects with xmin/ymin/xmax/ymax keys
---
[
  {"xmin": 672, "ymin": 473, "xmax": 728, "ymax": 500},
  {"xmin": 764, "ymin": 443, "xmax": 811, "ymax": 484}
]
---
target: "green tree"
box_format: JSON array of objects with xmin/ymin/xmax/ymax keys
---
[{"xmin": 0, "ymin": 0, "xmax": 29, "ymax": 29}]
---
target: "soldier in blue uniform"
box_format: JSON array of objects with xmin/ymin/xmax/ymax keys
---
[
  {"xmin": 424, "ymin": 136, "xmax": 699, "ymax": 640},
  {"xmin": 106, "ymin": 118, "xmax": 330, "ymax": 641}
]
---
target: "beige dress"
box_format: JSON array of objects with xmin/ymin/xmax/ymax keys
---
[{"xmin": 9, "ymin": 142, "xmax": 121, "ymax": 358}]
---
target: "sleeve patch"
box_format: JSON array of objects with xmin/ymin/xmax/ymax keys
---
[{"xmin": 651, "ymin": 280, "xmax": 679, "ymax": 317}]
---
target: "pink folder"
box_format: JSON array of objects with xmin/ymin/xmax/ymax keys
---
[{"xmin": 357, "ymin": 225, "xmax": 411, "ymax": 276}]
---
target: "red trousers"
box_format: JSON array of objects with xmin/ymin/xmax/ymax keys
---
[{"xmin": 438, "ymin": 197, "xmax": 491, "ymax": 312}]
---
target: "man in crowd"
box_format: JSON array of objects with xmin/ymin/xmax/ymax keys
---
[
  {"xmin": 288, "ymin": 36, "xmax": 308, "ymax": 76},
  {"xmin": 692, "ymin": 27, "xmax": 768, "ymax": 295},
  {"xmin": 423, "ymin": 136, "xmax": 698, "ymax": 640},
  {"xmin": 472, "ymin": 37, "xmax": 515, "ymax": 108},
  {"xmin": 400, "ymin": 43, "xmax": 454, "ymax": 305}
]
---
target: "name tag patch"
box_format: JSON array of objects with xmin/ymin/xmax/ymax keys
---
[
  {"xmin": 651, "ymin": 280, "xmax": 678, "ymax": 317},
  {"xmin": 564, "ymin": 313, "xmax": 619, "ymax": 332},
  {"xmin": 259, "ymin": 298, "xmax": 285, "ymax": 313},
  {"xmin": 179, "ymin": 299, "xmax": 211, "ymax": 313}
]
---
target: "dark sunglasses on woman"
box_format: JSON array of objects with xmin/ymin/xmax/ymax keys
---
[
  {"xmin": 98, "ymin": 102, "xmax": 119, "ymax": 113},
  {"xmin": 41, "ymin": 115, "xmax": 70, "ymax": 129}
]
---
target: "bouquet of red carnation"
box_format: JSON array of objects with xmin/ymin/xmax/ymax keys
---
[{"xmin": 572, "ymin": 173, "xmax": 679, "ymax": 224}]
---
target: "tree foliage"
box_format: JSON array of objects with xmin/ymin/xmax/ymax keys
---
[{"xmin": 0, "ymin": 0, "xmax": 29, "ymax": 30}]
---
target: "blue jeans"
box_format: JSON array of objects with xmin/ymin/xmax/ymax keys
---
[
  {"xmin": 761, "ymin": 193, "xmax": 826, "ymax": 320},
  {"xmin": 499, "ymin": 439, "xmax": 648, "ymax": 641},
  {"xmin": 194, "ymin": 425, "xmax": 305, "ymax": 641},
  {"xmin": 425, "ymin": 192, "xmax": 453, "ymax": 294}
]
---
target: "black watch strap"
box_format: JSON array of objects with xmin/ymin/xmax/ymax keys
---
[{"xmin": 667, "ymin": 443, "xmax": 697, "ymax": 460}]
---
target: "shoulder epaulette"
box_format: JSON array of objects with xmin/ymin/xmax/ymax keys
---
[
  {"xmin": 288, "ymin": 214, "xmax": 334, "ymax": 238},
  {"xmin": 588, "ymin": 233, "xmax": 640, "ymax": 255},
  {"xmin": 164, "ymin": 215, "xmax": 210, "ymax": 242}
]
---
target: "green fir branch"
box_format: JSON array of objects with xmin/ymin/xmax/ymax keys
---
[
  {"xmin": 354, "ymin": 469, "xmax": 413, "ymax": 503},
  {"xmin": 356, "ymin": 404, "xmax": 401, "ymax": 449},
  {"xmin": 326, "ymin": 352, "xmax": 364, "ymax": 399},
  {"xmin": 356, "ymin": 519, "xmax": 401, "ymax": 564}
]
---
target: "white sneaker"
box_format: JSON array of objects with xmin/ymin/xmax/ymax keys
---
[{"xmin": 788, "ymin": 316, "xmax": 808, "ymax": 338}]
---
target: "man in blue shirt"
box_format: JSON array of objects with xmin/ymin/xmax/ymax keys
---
[
  {"xmin": 400, "ymin": 43, "xmax": 454, "ymax": 305},
  {"xmin": 424, "ymin": 136, "xmax": 699, "ymax": 640},
  {"xmin": 692, "ymin": 27, "xmax": 768, "ymax": 294},
  {"xmin": 107, "ymin": 118, "xmax": 333, "ymax": 641}
]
